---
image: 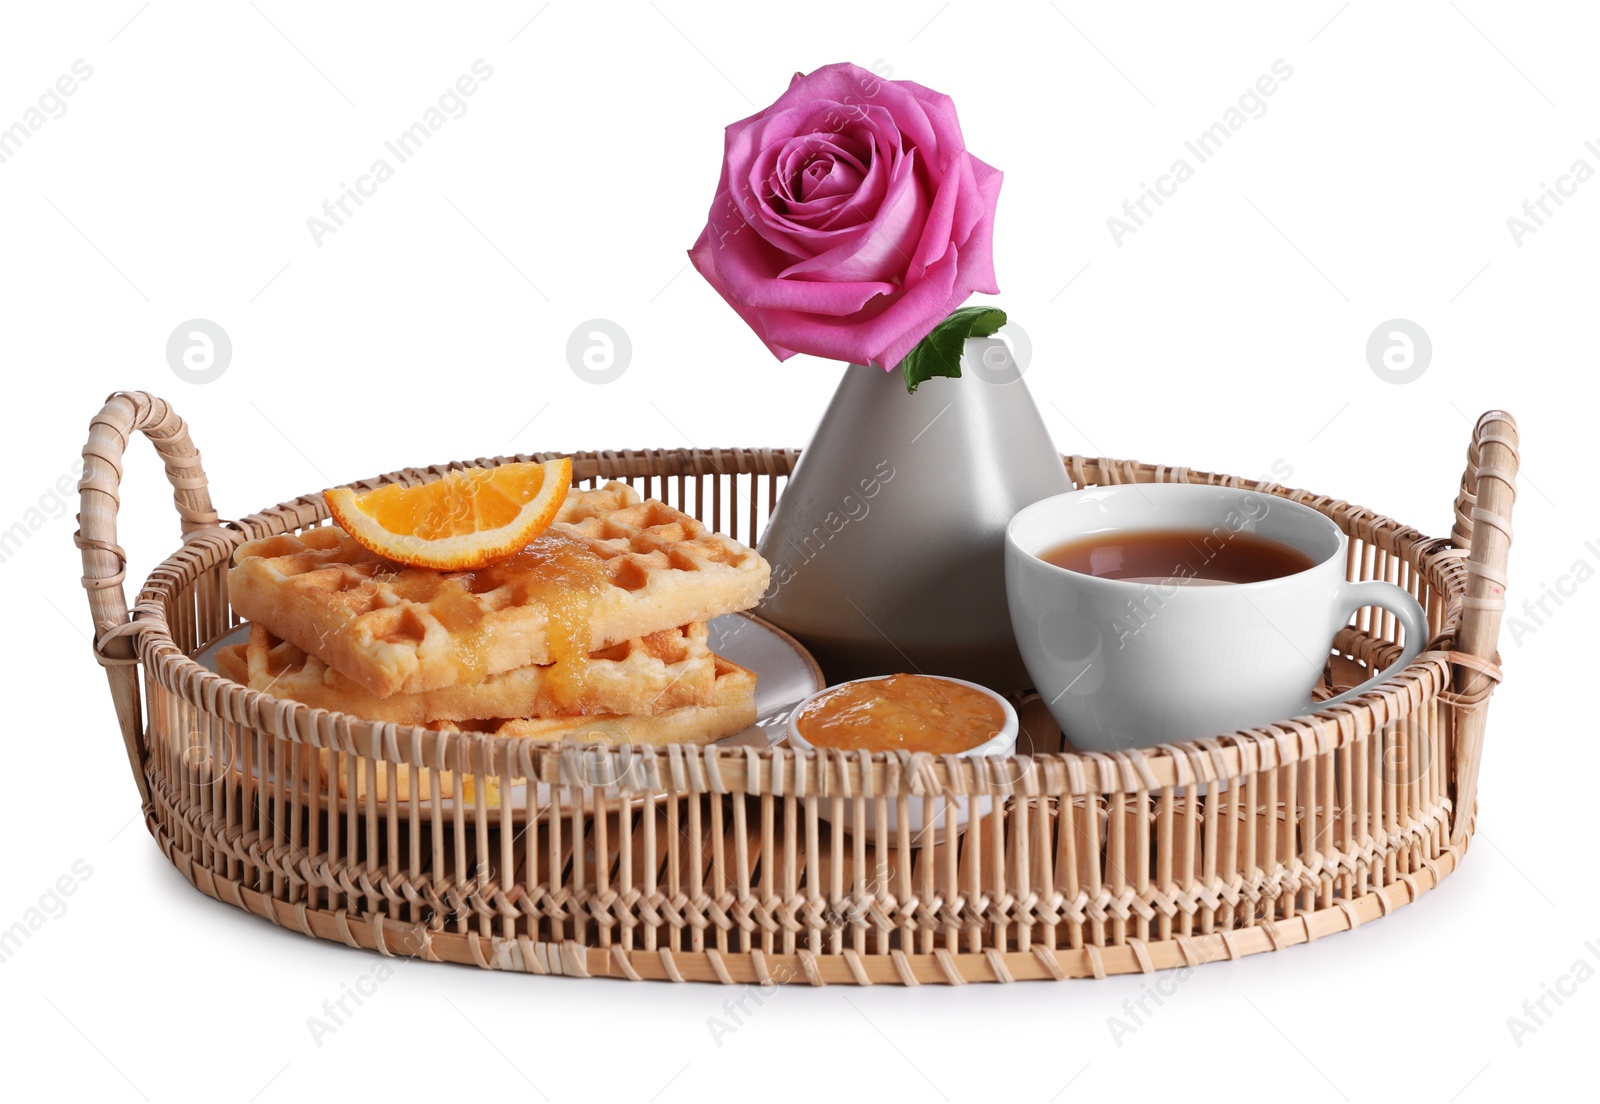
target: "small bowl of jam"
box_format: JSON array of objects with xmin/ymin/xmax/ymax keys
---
[{"xmin": 786, "ymin": 673, "xmax": 1018, "ymax": 844}]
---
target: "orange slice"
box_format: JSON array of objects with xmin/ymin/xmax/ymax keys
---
[{"xmin": 324, "ymin": 458, "xmax": 572, "ymax": 571}]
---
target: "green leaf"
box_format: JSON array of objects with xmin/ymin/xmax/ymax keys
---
[{"xmin": 897, "ymin": 305, "xmax": 1008, "ymax": 394}]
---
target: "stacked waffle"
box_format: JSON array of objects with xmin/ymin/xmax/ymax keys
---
[{"xmin": 220, "ymin": 481, "xmax": 770, "ymax": 795}]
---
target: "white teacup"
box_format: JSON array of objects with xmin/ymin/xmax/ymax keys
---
[{"xmin": 1005, "ymin": 484, "xmax": 1426, "ymax": 752}]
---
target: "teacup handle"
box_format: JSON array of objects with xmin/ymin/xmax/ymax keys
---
[{"xmin": 1313, "ymin": 581, "xmax": 1428, "ymax": 711}]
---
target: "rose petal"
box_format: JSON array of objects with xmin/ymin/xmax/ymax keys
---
[
  {"xmin": 693, "ymin": 190, "xmax": 896, "ymax": 313},
  {"xmin": 954, "ymin": 157, "xmax": 1003, "ymax": 295},
  {"xmin": 747, "ymin": 111, "xmax": 894, "ymax": 242},
  {"xmin": 904, "ymin": 161, "xmax": 959, "ymax": 284},
  {"xmin": 763, "ymin": 63, "xmax": 943, "ymax": 164},
  {"xmin": 777, "ymin": 148, "xmax": 929, "ymax": 284},
  {"xmin": 767, "ymin": 131, "xmax": 873, "ymax": 228},
  {"xmin": 778, "ymin": 133, "xmax": 868, "ymax": 201},
  {"xmin": 757, "ymin": 247, "xmax": 960, "ymax": 367}
]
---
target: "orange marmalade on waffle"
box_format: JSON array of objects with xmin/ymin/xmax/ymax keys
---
[{"xmin": 382, "ymin": 529, "xmax": 606, "ymax": 704}]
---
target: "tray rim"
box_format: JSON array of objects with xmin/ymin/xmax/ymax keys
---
[{"xmin": 128, "ymin": 451, "xmax": 1474, "ymax": 798}]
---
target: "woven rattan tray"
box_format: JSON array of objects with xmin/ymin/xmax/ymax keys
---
[{"xmin": 77, "ymin": 391, "xmax": 1516, "ymax": 984}]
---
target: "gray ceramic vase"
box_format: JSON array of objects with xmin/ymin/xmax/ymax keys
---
[{"xmin": 756, "ymin": 335, "xmax": 1071, "ymax": 693}]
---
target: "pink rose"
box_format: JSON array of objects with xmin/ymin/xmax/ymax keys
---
[{"xmin": 689, "ymin": 62, "xmax": 1002, "ymax": 370}]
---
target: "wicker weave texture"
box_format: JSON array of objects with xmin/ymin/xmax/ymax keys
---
[{"xmin": 77, "ymin": 392, "xmax": 1516, "ymax": 984}]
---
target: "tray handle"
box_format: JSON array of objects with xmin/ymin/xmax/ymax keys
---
[
  {"xmin": 1447, "ymin": 409, "xmax": 1517, "ymax": 843},
  {"xmin": 76, "ymin": 391, "xmax": 222, "ymax": 803}
]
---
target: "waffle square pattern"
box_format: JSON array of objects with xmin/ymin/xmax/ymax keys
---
[{"xmin": 229, "ymin": 481, "xmax": 771, "ymax": 697}]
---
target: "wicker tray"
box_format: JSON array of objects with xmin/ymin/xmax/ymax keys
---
[{"xmin": 77, "ymin": 391, "xmax": 1516, "ymax": 985}]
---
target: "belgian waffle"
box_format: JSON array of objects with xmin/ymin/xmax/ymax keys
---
[
  {"xmin": 289, "ymin": 654, "xmax": 758, "ymax": 803},
  {"xmin": 490, "ymin": 654, "xmax": 756, "ymax": 746},
  {"xmin": 229, "ymin": 481, "xmax": 770, "ymax": 697},
  {"xmin": 216, "ymin": 620, "xmax": 719, "ymax": 723}
]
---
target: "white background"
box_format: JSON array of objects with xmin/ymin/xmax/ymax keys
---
[{"xmin": 0, "ymin": 1, "xmax": 1592, "ymax": 1099}]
